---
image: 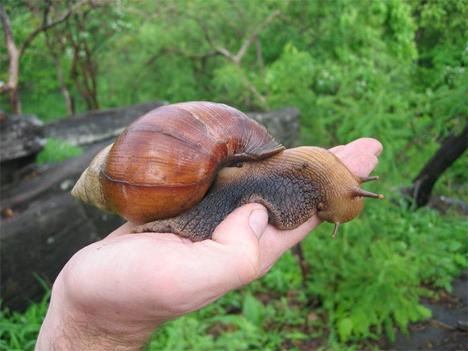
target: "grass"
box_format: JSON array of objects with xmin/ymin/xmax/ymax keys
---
[
  {"xmin": 1, "ymin": 194, "xmax": 466, "ymax": 350},
  {"xmin": 0, "ymin": 292, "xmax": 50, "ymax": 351},
  {"xmin": 36, "ymin": 138, "xmax": 83, "ymax": 165},
  {"xmin": 144, "ymin": 199, "xmax": 466, "ymax": 350}
]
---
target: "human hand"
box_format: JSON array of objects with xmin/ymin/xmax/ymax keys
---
[{"xmin": 36, "ymin": 138, "xmax": 382, "ymax": 351}]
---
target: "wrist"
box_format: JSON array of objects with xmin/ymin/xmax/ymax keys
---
[{"xmin": 36, "ymin": 273, "xmax": 153, "ymax": 351}]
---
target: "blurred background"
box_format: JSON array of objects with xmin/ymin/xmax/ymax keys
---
[{"xmin": 0, "ymin": 0, "xmax": 466, "ymax": 350}]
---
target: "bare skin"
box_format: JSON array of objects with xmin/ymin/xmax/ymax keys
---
[{"xmin": 36, "ymin": 138, "xmax": 383, "ymax": 351}]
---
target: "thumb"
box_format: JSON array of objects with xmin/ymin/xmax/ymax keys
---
[
  {"xmin": 212, "ymin": 203, "xmax": 268, "ymax": 246},
  {"xmin": 211, "ymin": 204, "xmax": 268, "ymax": 286}
]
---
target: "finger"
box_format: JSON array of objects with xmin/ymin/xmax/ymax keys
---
[
  {"xmin": 341, "ymin": 153, "xmax": 379, "ymax": 178},
  {"xmin": 105, "ymin": 222, "xmax": 138, "ymax": 240},
  {"xmin": 212, "ymin": 203, "xmax": 268, "ymax": 245},
  {"xmin": 257, "ymin": 137, "xmax": 383, "ymax": 274},
  {"xmin": 329, "ymin": 144, "xmax": 345, "ymax": 153},
  {"xmin": 330, "ymin": 139, "xmax": 382, "ymax": 177},
  {"xmin": 257, "ymin": 215, "xmax": 321, "ymax": 275},
  {"xmin": 210, "ymin": 203, "xmax": 268, "ymax": 285},
  {"xmin": 331, "ymin": 138, "xmax": 382, "ymax": 162},
  {"xmin": 343, "ymin": 137, "xmax": 383, "ymax": 156}
]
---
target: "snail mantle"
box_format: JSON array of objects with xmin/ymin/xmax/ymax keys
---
[{"xmin": 72, "ymin": 101, "xmax": 383, "ymax": 241}]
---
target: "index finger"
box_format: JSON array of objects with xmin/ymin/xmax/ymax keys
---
[{"xmin": 105, "ymin": 222, "xmax": 138, "ymax": 240}]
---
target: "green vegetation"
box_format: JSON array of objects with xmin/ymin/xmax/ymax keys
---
[
  {"xmin": 145, "ymin": 204, "xmax": 466, "ymax": 350},
  {"xmin": 0, "ymin": 291, "xmax": 50, "ymax": 351},
  {"xmin": 36, "ymin": 138, "xmax": 83, "ymax": 164},
  {"xmin": 2, "ymin": 203, "xmax": 466, "ymax": 350},
  {"xmin": 0, "ymin": 0, "xmax": 466, "ymax": 350}
]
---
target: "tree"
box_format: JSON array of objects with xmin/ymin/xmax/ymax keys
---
[
  {"xmin": 0, "ymin": 1, "xmax": 89, "ymax": 114},
  {"xmin": 409, "ymin": 125, "xmax": 467, "ymax": 207}
]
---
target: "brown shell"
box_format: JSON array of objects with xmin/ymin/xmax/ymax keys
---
[{"xmin": 96, "ymin": 101, "xmax": 284, "ymax": 224}]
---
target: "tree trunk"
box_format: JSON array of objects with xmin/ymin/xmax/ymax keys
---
[
  {"xmin": 409, "ymin": 125, "xmax": 467, "ymax": 207},
  {"xmin": 45, "ymin": 31, "xmax": 75, "ymax": 115},
  {"xmin": 0, "ymin": 5, "xmax": 21, "ymax": 114}
]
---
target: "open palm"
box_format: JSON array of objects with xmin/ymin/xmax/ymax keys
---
[{"xmin": 37, "ymin": 138, "xmax": 382, "ymax": 351}]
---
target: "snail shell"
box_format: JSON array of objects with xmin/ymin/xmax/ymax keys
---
[{"xmin": 72, "ymin": 102, "xmax": 284, "ymax": 224}]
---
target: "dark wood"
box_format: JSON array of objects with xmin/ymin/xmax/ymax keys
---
[
  {"xmin": 427, "ymin": 195, "xmax": 468, "ymax": 215},
  {"xmin": 409, "ymin": 125, "xmax": 467, "ymax": 207},
  {"xmin": 247, "ymin": 107, "xmax": 299, "ymax": 148},
  {"xmin": 1, "ymin": 142, "xmax": 105, "ymax": 211},
  {"xmin": 0, "ymin": 142, "xmax": 125, "ymax": 310},
  {"xmin": 45, "ymin": 101, "xmax": 168, "ymax": 146},
  {"xmin": 45, "ymin": 102, "xmax": 299, "ymax": 149},
  {"xmin": 0, "ymin": 193, "xmax": 119, "ymax": 310},
  {"xmin": 0, "ymin": 114, "xmax": 44, "ymax": 162},
  {"xmin": 0, "ymin": 114, "xmax": 45, "ymax": 185},
  {"xmin": 0, "ymin": 104, "xmax": 300, "ymax": 311}
]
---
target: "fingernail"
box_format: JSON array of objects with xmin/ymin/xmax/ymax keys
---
[{"xmin": 249, "ymin": 209, "xmax": 268, "ymax": 239}]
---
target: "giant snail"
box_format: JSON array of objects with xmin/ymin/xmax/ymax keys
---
[{"xmin": 72, "ymin": 102, "xmax": 383, "ymax": 241}]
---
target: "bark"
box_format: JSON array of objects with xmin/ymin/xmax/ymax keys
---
[
  {"xmin": 0, "ymin": 5, "xmax": 21, "ymax": 113},
  {"xmin": 67, "ymin": 10, "xmax": 100, "ymax": 110},
  {"xmin": 44, "ymin": 32, "xmax": 75, "ymax": 115},
  {"xmin": 191, "ymin": 9, "xmax": 281, "ymax": 109},
  {"xmin": 18, "ymin": 0, "xmax": 90, "ymax": 57},
  {"xmin": 0, "ymin": 114, "xmax": 45, "ymax": 185},
  {"xmin": 409, "ymin": 125, "xmax": 467, "ymax": 207}
]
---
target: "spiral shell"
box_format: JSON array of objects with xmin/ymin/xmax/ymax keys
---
[{"xmin": 72, "ymin": 101, "xmax": 284, "ymax": 223}]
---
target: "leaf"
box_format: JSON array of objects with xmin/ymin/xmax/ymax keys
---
[
  {"xmin": 242, "ymin": 294, "xmax": 264, "ymax": 327},
  {"xmin": 338, "ymin": 317, "xmax": 353, "ymax": 341},
  {"xmin": 415, "ymin": 305, "xmax": 432, "ymax": 320}
]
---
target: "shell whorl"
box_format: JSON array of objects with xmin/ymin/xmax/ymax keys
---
[{"xmin": 72, "ymin": 101, "xmax": 284, "ymax": 224}]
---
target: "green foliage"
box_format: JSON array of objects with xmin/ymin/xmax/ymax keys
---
[
  {"xmin": 0, "ymin": 203, "xmax": 466, "ymax": 349},
  {"xmin": 304, "ymin": 198, "xmax": 467, "ymax": 343},
  {"xmin": 36, "ymin": 138, "xmax": 83, "ymax": 164},
  {"xmin": 144, "ymin": 202, "xmax": 467, "ymax": 349},
  {"xmin": 1, "ymin": 0, "xmax": 467, "ymax": 349},
  {"xmin": 144, "ymin": 197, "xmax": 466, "ymax": 348},
  {"xmin": 0, "ymin": 291, "xmax": 50, "ymax": 351}
]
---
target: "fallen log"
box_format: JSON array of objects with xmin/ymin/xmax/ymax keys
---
[
  {"xmin": 45, "ymin": 102, "xmax": 299, "ymax": 149},
  {"xmin": 0, "ymin": 113, "xmax": 45, "ymax": 185},
  {"xmin": 45, "ymin": 101, "xmax": 168, "ymax": 146}
]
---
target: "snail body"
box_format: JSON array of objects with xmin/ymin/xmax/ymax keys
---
[{"xmin": 72, "ymin": 101, "xmax": 382, "ymax": 241}]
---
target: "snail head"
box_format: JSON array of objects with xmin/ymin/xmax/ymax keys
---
[{"xmin": 295, "ymin": 148, "xmax": 384, "ymax": 237}]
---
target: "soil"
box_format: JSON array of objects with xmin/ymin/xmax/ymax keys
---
[{"xmin": 386, "ymin": 271, "xmax": 468, "ymax": 351}]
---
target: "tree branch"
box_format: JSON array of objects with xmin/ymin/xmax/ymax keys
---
[
  {"xmin": 232, "ymin": 10, "xmax": 280, "ymax": 64},
  {"xmin": 19, "ymin": 0, "xmax": 90, "ymax": 57},
  {"xmin": 0, "ymin": 5, "xmax": 21, "ymax": 112},
  {"xmin": 0, "ymin": 6, "xmax": 19, "ymax": 92},
  {"xmin": 409, "ymin": 125, "xmax": 467, "ymax": 207}
]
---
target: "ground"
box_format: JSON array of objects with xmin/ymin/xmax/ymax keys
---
[{"xmin": 388, "ymin": 271, "xmax": 468, "ymax": 351}]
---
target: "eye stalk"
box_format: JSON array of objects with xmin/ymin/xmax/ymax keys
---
[
  {"xmin": 354, "ymin": 174, "xmax": 384, "ymax": 199},
  {"xmin": 329, "ymin": 174, "xmax": 384, "ymax": 239},
  {"xmin": 332, "ymin": 222, "xmax": 340, "ymax": 239},
  {"xmin": 352, "ymin": 187, "xmax": 385, "ymax": 199},
  {"xmin": 359, "ymin": 175, "xmax": 380, "ymax": 183}
]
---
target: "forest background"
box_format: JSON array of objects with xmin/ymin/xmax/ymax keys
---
[{"xmin": 1, "ymin": 0, "xmax": 467, "ymax": 350}]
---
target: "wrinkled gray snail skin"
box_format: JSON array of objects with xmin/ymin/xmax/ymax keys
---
[{"xmin": 71, "ymin": 101, "xmax": 383, "ymax": 241}]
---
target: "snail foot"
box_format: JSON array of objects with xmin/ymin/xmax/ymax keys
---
[{"xmin": 133, "ymin": 220, "xmax": 174, "ymax": 234}]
